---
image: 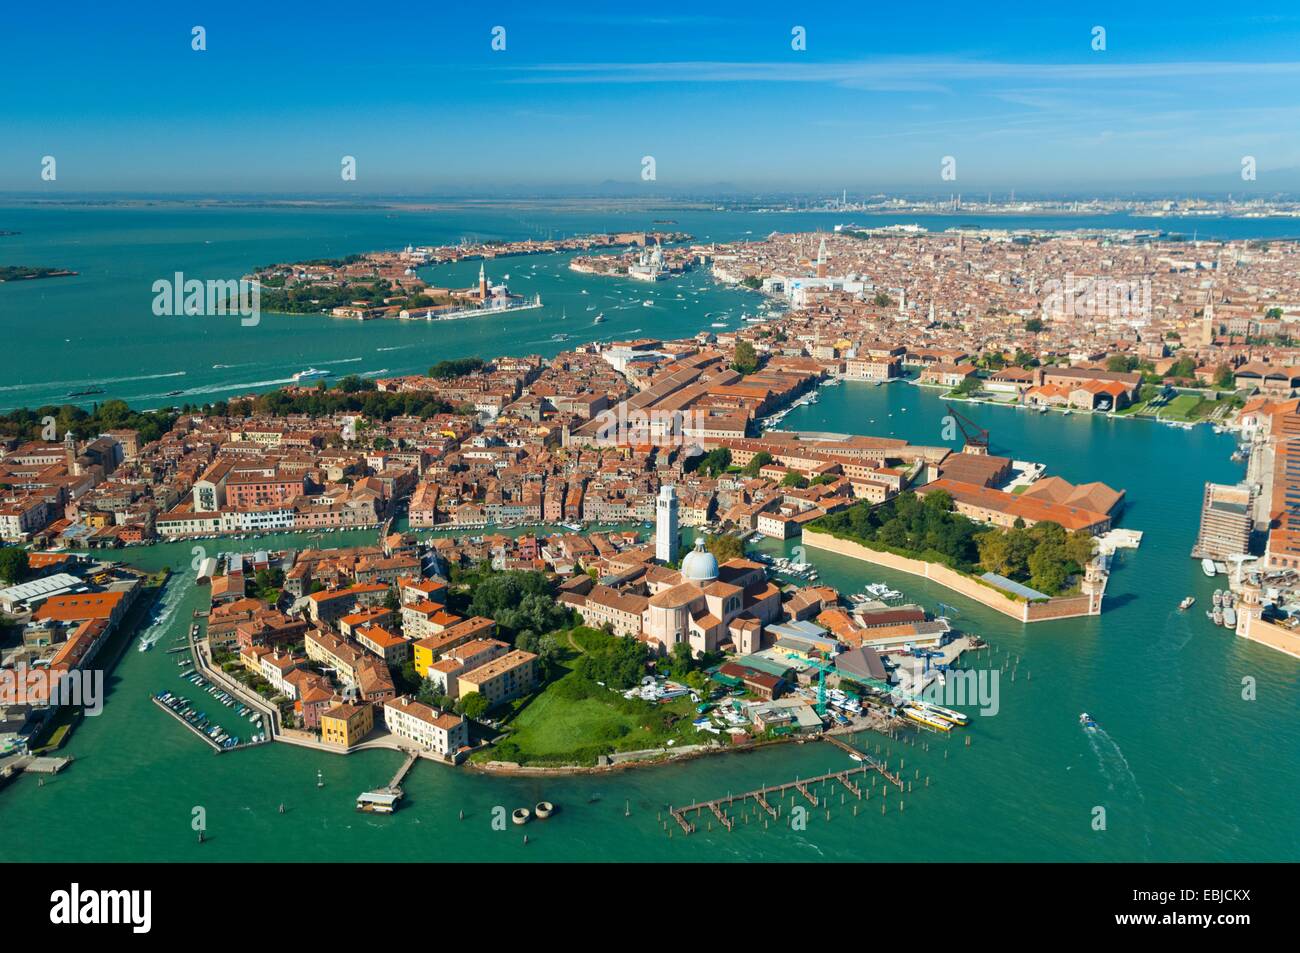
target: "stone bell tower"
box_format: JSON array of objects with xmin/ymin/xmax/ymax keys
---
[
  {"xmin": 63, "ymin": 429, "xmax": 79, "ymax": 476},
  {"xmin": 1081, "ymin": 558, "xmax": 1108, "ymax": 615}
]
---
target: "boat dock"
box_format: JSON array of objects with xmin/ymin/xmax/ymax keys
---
[
  {"xmin": 356, "ymin": 751, "xmax": 418, "ymax": 814},
  {"xmin": 1, "ymin": 754, "xmax": 74, "ymax": 781},
  {"xmin": 388, "ymin": 750, "xmax": 418, "ymax": 789},
  {"xmin": 151, "ymin": 695, "xmax": 222, "ymax": 752},
  {"xmin": 668, "ymin": 740, "xmax": 902, "ymax": 835}
]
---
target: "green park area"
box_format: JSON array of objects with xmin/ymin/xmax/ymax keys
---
[
  {"xmin": 810, "ymin": 489, "xmax": 1095, "ymax": 597},
  {"xmin": 471, "ymin": 627, "xmax": 704, "ymax": 767}
]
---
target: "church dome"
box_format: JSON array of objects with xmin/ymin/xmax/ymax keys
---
[{"xmin": 680, "ymin": 537, "xmax": 719, "ymax": 583}]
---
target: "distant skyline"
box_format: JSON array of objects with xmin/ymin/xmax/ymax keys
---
[{"xmin": 4, "ymin": 1, "xmax": 1300, "ymax": 194}]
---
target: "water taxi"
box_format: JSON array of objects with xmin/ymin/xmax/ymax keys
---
[
  {"xmin": 903, "ymin": 705, "xmax": 952, "ymax": 731},
  {"xmin": 921, "ymin": 702, "xmax": 970, "ymax": 727}
]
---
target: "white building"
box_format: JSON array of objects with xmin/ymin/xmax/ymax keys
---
[
  {"xmin": 383, "ymin": 696, "xmax": 468, "ymax": 757},
  {"xmin": 656, "ymin": 485, "xmax": 679, "ymax": 564}
]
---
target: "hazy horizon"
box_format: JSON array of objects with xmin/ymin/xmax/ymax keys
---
[{"xmin": 4, "ymin": 1, "xmax": 1300, "ymax": 194}]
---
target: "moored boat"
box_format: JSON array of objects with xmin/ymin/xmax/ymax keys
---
[
  {"xmin": 921, "ymin": 702, "xmax": 970, "ymax": 727},
  {"xmin": 903, "ymin": 705, "xmax": 952, "ymax": 731}
]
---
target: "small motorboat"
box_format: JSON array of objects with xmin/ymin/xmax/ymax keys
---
[
  {"xmin": 1079, "ymin": 712, "xmax": 1098, "ymax": 730},
  {"xmin": 1178, "ymin": 596, "xmax": 1195, "ymax": 610}
]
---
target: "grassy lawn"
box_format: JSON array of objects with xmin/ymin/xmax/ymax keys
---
[
  {"xmin": 1160, "ymin": 394, "xmax": 1214, "ymax": 422},
  {"xmin": 471, "ymin": 628, "xmax": 704, "ymax": 766},
  {"xmin": 506, "ymin": 673, "xmax": 685, "ymax": 756},
  {"xmin": 1115, "ymin": 398, "xmax": 1155, "ymax": 417}
]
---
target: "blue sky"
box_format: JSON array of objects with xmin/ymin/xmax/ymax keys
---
[{"xmin": 3, "ymin": 1, "xmax": 1300, "ymax": 194}]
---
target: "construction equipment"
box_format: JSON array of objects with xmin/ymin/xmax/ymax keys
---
[
  {"xmin": 786, "ymin": 652, "xmax": 832, "ymax": 717},
  {"xmin": 945, "ymin": 403, "xmax": 989, "ymax": 454}
]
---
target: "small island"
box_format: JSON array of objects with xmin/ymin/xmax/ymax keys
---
[{"xmin": 0, "ymin": 265, "xmax": 78, "ymax": 282}]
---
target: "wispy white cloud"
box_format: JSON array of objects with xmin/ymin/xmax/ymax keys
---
[{"xmin": 503, "ymin": 57, "xmax": 1300, "ymax": 87}]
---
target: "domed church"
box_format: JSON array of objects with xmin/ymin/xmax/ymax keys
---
[
  {"xmin": 643, "ymin": 537, "xmax": 782, "ymax": 657},
  {"xmin": 678, "ymin": 537, "xmax": 719, "ymax": 583}
]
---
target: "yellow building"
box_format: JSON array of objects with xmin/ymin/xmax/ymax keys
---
[
  {"xmin": 320, "ymin": 702, "xmax": 374, "ymax": 748},
  {"xmin": 456, "ymin": 649, "xmax": 538, "ymax": 708}
]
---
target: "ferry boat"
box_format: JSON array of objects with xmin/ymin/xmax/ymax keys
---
[
  {"xmin": 292, "ymin": 367, "xmax": 330, "ymax": 382},
  {"xmin": 918, "ymin": 702, "xmax": 969, "ymax": 727},
  {"xmin": 1178, "ymin": 595, "xmax": 1195, "ymax": 610},
  {"xmin": 1212, "ymin": 589, "xmax": 1222, "ymax": 607},
  {"xmin": 1079, "ymin": 712, "xmax": 1098, "ymax": 729},
  {"xmin": 1211, "ymin": 606, "xmax": 1224, "ymax": 625},
  {"xmin": 1201, "ymin": 558, "xmax": 1217, "ymax": 577},
  {"xmin": 902, "ymin": 705, "xmax": 952, "ymax": 731}
]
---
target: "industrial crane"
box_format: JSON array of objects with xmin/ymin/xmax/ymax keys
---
[
  {"xmin": 945, "ymin": 403, "xmax": 990, "ymax": 454},
  {"xmin": 787, "ymin": 651, "xmax": 935, "ymax": 716}
]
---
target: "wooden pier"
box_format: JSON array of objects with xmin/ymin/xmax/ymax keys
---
[
  {"xmin": 822, "ymin": 735, "xmax": 904, "ymax": 788},
  {"xmin": 388, "ymin": 750, "xmax": 419, "ymax": 790},
  {"xmin": 357, "ymin": 751, "xmax": 419, "ymax": 814},
  {"xmin": 667, "ymin": 736, "xmax": 906, "ymax": 835}
]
